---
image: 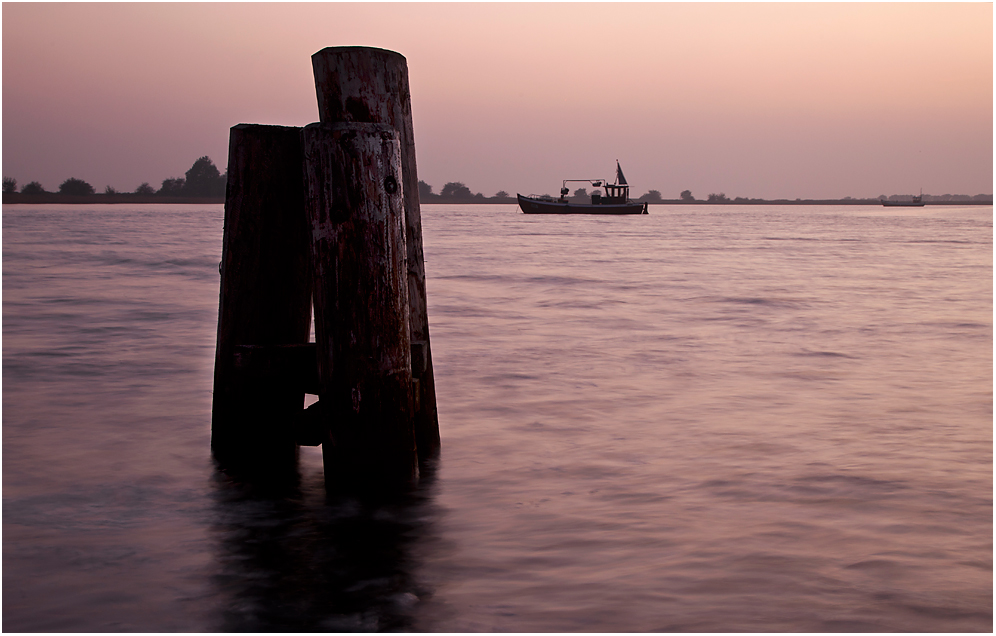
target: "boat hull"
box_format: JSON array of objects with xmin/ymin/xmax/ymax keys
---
[{"xmin": 517, "ymin": 194, "xmax": 647, "ymax": 215}]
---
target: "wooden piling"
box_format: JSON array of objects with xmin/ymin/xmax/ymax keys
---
[
  {"xmin": 311, "ymin": 47, "xmax": 440, "ymax": 460},
  {"xmin": 302, "ymin": 122, "xmax": 417, "ymax": 491},
  {"xmin": 212, "ymin": 124, "xmax": 312, "ymax": 474}
]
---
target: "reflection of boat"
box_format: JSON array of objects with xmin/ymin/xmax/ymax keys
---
[
  {"xmin": 518, "ymin": 162, "xmax": 649, "ymax": 215},
  {"xmin": 882, "ymin": 190, "xmax": 925, "ymax": 207}
]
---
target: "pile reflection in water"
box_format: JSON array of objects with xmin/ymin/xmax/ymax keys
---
[{"xmin": 208, "ymin": 455, "xmax": 440, "ymax": 632}]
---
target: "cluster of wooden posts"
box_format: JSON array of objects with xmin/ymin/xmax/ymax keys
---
[{"xmin": 211, "ymin": 47, "xmax": 439, "ymax": 492}]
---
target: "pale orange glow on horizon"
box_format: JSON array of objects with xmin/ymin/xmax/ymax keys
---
[{"xmin": 3, "ymin": 3, "xmax": 991, "ymax": 199}]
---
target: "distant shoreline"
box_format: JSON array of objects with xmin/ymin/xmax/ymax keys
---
[
  {"xmin": 2, "ymin": 193, "xmax": 225, "ymax": 205},
  {"xmin": 3, "ymin": 193, "xmax": 991, "ymax": 206}
]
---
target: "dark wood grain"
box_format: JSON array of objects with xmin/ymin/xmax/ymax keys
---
[
  {"xmin": 211, "ymin": 124, "xmax": 312, "ymax": 475},
  {"xmin": 303, "ymin": 122, "xmax": 417, "ymax": 492},
  {"xmin": 312, "ymin": 47, "xmax": 440, "ymax": 460}
]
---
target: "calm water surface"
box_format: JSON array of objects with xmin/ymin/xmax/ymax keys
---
[{"xmin": 3, "ymin": 203, "xmax": 992, "ymax": 631}]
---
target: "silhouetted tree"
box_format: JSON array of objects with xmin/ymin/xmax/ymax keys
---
[
  {"xmin": 104, "ymin": 185, "xmax": 118, "ymax": 195},
  {"xmin": 639, "ymin": 190, "xmax": 662, "ymax": 202},
  {"xmin": 572, "ymin": 187, "xmax": 588, "ymax": 199},
  {"xmin": 21, "ymin": 181, "xmax": 45, "ymax": 194},
  {"xmin": 494, "ymin": 190, "xmax": 510, "ymax": 198},
  {"xmin": 184, "ymin": 156, "xmax": 225, "ymax": 197},
  {"xmin": 3, "ymin": 177, "xmax": 16, "ymax": 193},
  {"xmin": 680, "ymin": 189, "xmax": 694, "ymax": 201},
  {"xmin": 418, "ymin": 180, "xmax": 434, "ymax": 198},
  {"xmin": 59, "ymin": 178, "xmax": 95, "ymax": 195},
  {"xmin": 135, "ymin": 182, "xmax": 155, "ymax": 195},
  {"xmin": 440, "ymin": 182, "xmax": 473, "ymax": 199},
  {"xmin": 707, "ymin": 192, "xmax": 728, "ymax": 203},
  {"xmin": 159, "ymin": 177, "xmax": 186, "ymax": 195}
]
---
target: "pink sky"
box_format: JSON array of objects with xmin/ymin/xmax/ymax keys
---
[{"xmin": 3, "ymin": 3, "xmax": 992, "ymax": 199}]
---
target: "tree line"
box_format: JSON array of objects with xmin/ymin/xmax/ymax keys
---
[
  {"xmin": 416, "ymin": 181, "xmax": 670, "ymax": 202},
  {"xmin": 3, "ymin": 156, "xmax": 226, "ymax": 198},
  {"xmin": 415, "ymin": 184, "xmax": 725, "ymax": 203},
  {"xmin": 5, "ymin": 164, "xmax": 990, "ymax": 204},
  {"xmin": 417, "ymin": 180, "xmax": 511, "ymax": 202}
]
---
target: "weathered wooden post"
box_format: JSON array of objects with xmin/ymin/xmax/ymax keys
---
[
  {"xmin": 303, "ymin": 122, "xmax": 417, "ymax": 491},
  {"xmin": 212, "ymin": 124, "xmax": 313, "ymax": 474},
  {"xmin": 311, "ymin": 47, "xmax": 440, "ymax": 460}
]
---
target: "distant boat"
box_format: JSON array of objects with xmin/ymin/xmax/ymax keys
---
[
  {"xmin": 882, "ymin": 190, "xmax": 925, "ymax": 207},
  {"xmin": 518, "ymin": 162, "xmax": 649, "ymax": 215}
]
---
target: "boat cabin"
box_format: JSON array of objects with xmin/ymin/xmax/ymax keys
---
[
  {"xmin": 602, "ymin": 182, "xmax": 628, "ymax": 203},
  {"xmin": 575, "ymin": 181, "xmax": 628, "ymax": 204},
  {"xmin": 559, "ymin": 162, "xmax": 631, "ymax": 204}
]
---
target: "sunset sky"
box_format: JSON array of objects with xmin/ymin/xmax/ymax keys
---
[{"xmin": 3, "ymin": 3, "xmax": 992, "ymax": 199}]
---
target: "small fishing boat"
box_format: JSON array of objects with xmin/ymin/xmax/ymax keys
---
[
  {"xmin": 518, "ymin": 162, "xmax": 649, "ymax": 215},
  {"xmin": 882, "ymin": 190, "xmax": 925, "ymax": 207}
]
